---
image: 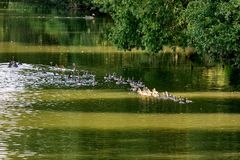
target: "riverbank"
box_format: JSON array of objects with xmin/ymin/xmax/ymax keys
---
[{"xmin": 0, "ymin": 42, "xmax": 144, "ymax": 54}]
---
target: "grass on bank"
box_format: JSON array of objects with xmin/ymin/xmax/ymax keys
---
[{"xmin": 0, "ymin": 42, "xmax": 195, "ymax": 57}]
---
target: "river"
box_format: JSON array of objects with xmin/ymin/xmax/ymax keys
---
[{"xmin": 0, "ymin": 2, "xmax": 240, "ymax": 160}]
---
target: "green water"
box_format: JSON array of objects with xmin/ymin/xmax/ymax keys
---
[{"xmin": 1, "ymin": 2, "xmax": 240, "ymax": 160}]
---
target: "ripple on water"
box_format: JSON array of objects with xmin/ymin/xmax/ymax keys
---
[
  {"xmin": 0, "ymin": 62, "xmax": 98, "ymax": 91},
  {"xmin": 0, "ymin": 63, "xmax": 57, "ymax": 108},
  {"xmin": 0, "ymin": 63, "xmax": 41, "ymax": 159}
]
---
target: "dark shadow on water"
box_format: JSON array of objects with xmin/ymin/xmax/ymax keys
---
[
  {"xmin": 29, "ymin": 97, "xmax": 240, "ymax": 113},
  {"xmin": 6, "ymin": 128, "xmax": 240, "ymax": 160}
]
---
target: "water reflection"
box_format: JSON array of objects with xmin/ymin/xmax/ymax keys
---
[
  {"xmin": 0, "ymin": 9, "xmax": 111, "ymax": 46},
  {"xmin": 202, "ymin": 66, "xmax": 230, "ymax": 90}
]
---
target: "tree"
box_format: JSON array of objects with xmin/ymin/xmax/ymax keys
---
[
  {"xmin": 94, "ymin": 0, "xmax": 185, "ymax": 53},
  {"xmin": 95, "ymin": 0, "xmax": 240, "ymax": 66},
  {"xmin": 184, "ymin": 0, "xmax": 240, "ymax": 65}
]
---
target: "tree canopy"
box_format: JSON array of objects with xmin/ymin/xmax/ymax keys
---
[
  {"xmin": 185, "ymin": 0, "xmax": 240, "ymax": 65},
  {"xmin": 94, "ymin": 0, "xmax": 240, "ymax": 65},
  {"xmin": 94, "ymin": 0, "xmax": 186, "ymax": 53}
]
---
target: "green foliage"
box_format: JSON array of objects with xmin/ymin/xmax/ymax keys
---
[
  {"xmin": 95, "ymin": 0, "xmax": 240, "ymax": 66},
  {"xmin": 184, "ymin": 0, "xmax": 240, "ymax": 65},
  {"xmin": 95, "ymin": 0, "xmax": 185, "ymax": 53},
  {"xmin": 109, "ymin": 10, "xmax": 143, "ymax": 51},
  {"xmin": 140, "ymin": 0, "xmax": 184, "ymax": 53}
]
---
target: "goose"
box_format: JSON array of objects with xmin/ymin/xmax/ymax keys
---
[
  {"xmin": 151, "ymin": 88, "xmax": 159, "ymax": 97},
  {"xmin": 130, "ymin": 86, "xmax": 138, "ymax": 92},
  {"xmin": 142, "ymin": 87, "xmax": 152, "ymax": 96},
  {"xmin": 13, "ymin": 61, "xmax": 18, "ymax": 67},
  {"xmin": 137, "ymin": 88, "xmax": 143, "ymax": 95},
  {"xmin": 8, "ymin": 61, "xmax": 13, "ymax": 68},
  {"xmin": 83, "ymin": 13, "xmax": 95, "ymax": 20}
]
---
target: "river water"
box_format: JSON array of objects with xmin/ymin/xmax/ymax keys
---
[{"xmin": 0, "ymin": 2, "xmax": 240, "ymax": 160}]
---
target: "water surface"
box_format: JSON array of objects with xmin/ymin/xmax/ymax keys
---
[{"xmin": 1, "ymin": 2, "xmax": 240, "ymax": 160}]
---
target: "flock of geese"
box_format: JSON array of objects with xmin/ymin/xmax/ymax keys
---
[
  {"xmin": 8, "ymin": 60, "xmax": 21, "ymax": 68},
  {"xmin": 7, "ymin": 60, "xmax": 192, "ymax": 104},
  {"xmin": 104, "ymin": 73, "xmax": 192, "ymax": 104},
  {"xmin": 36, "ymin": 63, "xmax": 98, "ymax": 87},
  {"xmin": 8, "ymin": 60, "xmax": 97, "ymax": 87}
]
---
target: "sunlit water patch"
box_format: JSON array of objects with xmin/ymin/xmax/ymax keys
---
[
  {"xmin": 18, "ymin": 112, "xmax": 240, "ymax": 131},
  {"xmin": 0, "ymin": 62, "xmax": 98, "ymax": 90},
  {"xmin": 0, "ymin": 63, "xmax": 28, "ymax": 92},
  {"xmin": 0, "ymin": 95, "xmax": 37, "ymax": 159},
  {"xmin": 0, "ymin": 63, "xmax": 55, "ymax": 159}
]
